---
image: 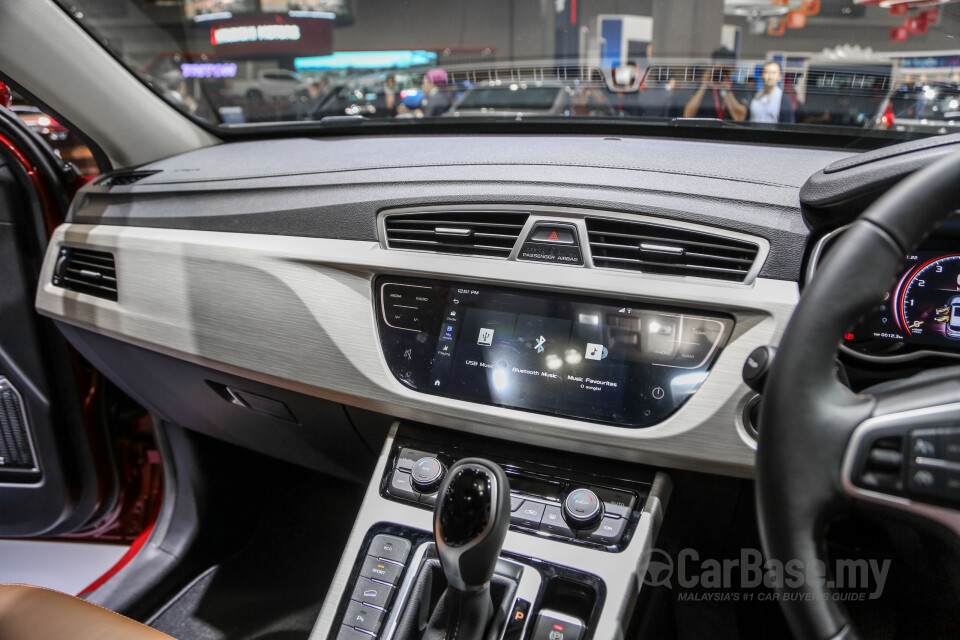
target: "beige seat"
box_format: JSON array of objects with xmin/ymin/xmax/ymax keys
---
[{"xmin": 0, "ymin": 584, "xmax": 175, "ymax": 640}]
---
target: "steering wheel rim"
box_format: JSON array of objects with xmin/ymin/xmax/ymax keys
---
[{"xmin": 757, "ymin": 150, "xmax": 960, "ymax": 640}]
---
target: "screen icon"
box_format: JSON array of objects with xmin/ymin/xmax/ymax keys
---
[
  {"xmin": 478, "ymin": 328, "xmax": 494, "ymax": 346},
  {"xmin": 534, "ymin": 335, "xmax": 546, "ymax": 353},
  {"xmin": 585, "ymin": 343, "xmax": 608, "ymax": 360}
]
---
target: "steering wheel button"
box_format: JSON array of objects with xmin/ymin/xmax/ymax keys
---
[
  {"xmin": 941, "ymin": 428, "xmax": 960, "ymax": 462},
  {"xmin": 906, "ymin": 464, "xmax": 944, "ymax": 499},
  {"xmin": 909, "ymin": 429, "xmax": 942, "ymax": 459}
]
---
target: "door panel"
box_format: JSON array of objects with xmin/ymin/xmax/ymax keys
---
[{"xmin": 0, "ymin": 105, "xmax": 107, "ymax": 536}]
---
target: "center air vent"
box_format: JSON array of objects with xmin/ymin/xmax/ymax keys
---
[
  {"xmin": 586, "ymin": 217, "xmax": 760, "ymax": 282},
  {"xmin": 52, "ymin": 247, "xmax": 117, "ymax": 301},
  {"xmin": 384, "ymin": 211, "xmax": 529, "ymax": 258}
]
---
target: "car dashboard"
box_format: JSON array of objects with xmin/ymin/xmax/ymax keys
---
[{"xmin": 34, "ymin": 134, "xmax": 842, "ymax": 479}]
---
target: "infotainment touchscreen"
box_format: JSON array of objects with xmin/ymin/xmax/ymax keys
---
[{"xmin": 376, "ymin": 278, "xmax": 734, "ymax": 428}]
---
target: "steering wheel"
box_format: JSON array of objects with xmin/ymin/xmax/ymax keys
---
[{"xmin": 757, "ymin": 151, "xmax": 960, "ymax": 639}]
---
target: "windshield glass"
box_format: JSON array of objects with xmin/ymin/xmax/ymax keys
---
[{"xmin": 54, "ymin": 0, "xmax": 960, "ymax": 137}]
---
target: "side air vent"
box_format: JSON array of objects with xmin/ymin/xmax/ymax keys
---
[
  {"xmin": 97, "ymin": 170, "xmax": 159, "ymax": 187},
  {"xmin": 52, "ymin": 247, "xmax": 118, "ymax": 301},
  {"xmin": 384, "ymin": 211, "xmax": 529, "ymax": 258},
  {"xmin": 586, "ymin": 217, "xmax": 760, "ymax": 282}
]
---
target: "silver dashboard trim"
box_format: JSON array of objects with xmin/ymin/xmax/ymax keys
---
[
  {"xmin": 840, "ymin": 402, "xmax": 960, "ymax": 537},
  {"xmin": 379, "ymin": 204, "xmax": 771, "ymax": 287},
  {"xmin": 36, "ymin": 223, "xmax": 799, "ymax": 476}
]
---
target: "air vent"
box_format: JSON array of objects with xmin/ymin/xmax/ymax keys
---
[
  {"xmin": 384, "ymin": 211, "xmax": 529, "ymax": 258},
  {"xmin": 97, "ymin": 170, "xmax": 159, "ymax": 187},
  {"xmin": 52, "ymin": 247, "xmax": 118, "ymax": 301},
  {"xmin": 586, "ymin": 217, "xmax": 760, "ymax": 282}
]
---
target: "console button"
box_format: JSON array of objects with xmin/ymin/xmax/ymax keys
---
[
  {"xmin": 531, "ymin": 611, "xmax": 584, "ymax": 640},
  {"xmin": 343, "ymin": 600, "xmax": 385, "ymax": 635},
  {"xmin": 337, "ymin": 624, "xmax": 375, "ymax": 639},
  {"xmin": 511, "ymin": 500, "xmax": 545, "ymax": 528},
  {"xmin": 530, "ymin": 225, "xmax": 576, "ymax": 245},
  {"xmin": 584, "ymin": 515, "xmax": 627, "ymax": 545},
  {"xmin": 540, "ymin": 505, "xmax": 575, "ymax": 538},
  {"xmin": 504, "ymin": 599, "xmax": 531, "ymax": 640},
  {"xmin": 351, "ymin": 577, "xmax": 393, "ymax": 609},
  {"xmin": 510, "ymin": 496, "xmax": 524, "ymax": 512},
  {"xmin": 591, "ymin": 487, "xmax": 636, "ymax": 519},
  {"xmin": 369, "ymin": 534, "xmax": 411, "ymax": 564},
  {"xmin": 360, "ymin": 555, "xmax": 404, "ymax": 585},
  {"xmin": 387, "ymin": 470, "xmax": 420, "ymax": 503},
  {"xmin": 397, "ymin": 448, "xmax": 434, "ymax": 471},
  {"xmin": 563, "ymin": 488, "xmax": 603, "ymax": 528}
]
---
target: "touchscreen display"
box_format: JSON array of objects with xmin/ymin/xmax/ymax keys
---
[{"xmin": 377, "ymin": 278, "xmax": 734, "ymax": 428}]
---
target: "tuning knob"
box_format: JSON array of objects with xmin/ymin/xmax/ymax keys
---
[{"xmin": 563, "ymin": 488, "xmax": 603, "ymax": 529}]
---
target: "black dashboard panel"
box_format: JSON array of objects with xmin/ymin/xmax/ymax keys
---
[
  {"xmin": 67, "ymin": 135, "xmax": 854, "ymax": 281},
  {"xmin": 376, "ymin": 277, "xmax": 733, "ymax": 428}
]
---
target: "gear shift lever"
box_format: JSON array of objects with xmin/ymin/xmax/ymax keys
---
[{"xmin": 434, "ymin": 458, "xmax": 511, "ymax": 592}]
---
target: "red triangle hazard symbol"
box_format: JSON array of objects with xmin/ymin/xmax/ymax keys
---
[{"xmin": 547, "ymin": 230, "xmax": 560, "ymax": 241}]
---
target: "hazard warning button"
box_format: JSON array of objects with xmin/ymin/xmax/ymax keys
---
[{"xmin": 529, "ymin": 224, "xmax": 576, "ymax": 245}]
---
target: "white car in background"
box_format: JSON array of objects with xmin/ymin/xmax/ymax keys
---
[{"xmin": 223, "ymin": 69, "xmax": 308, "ymax": 104}]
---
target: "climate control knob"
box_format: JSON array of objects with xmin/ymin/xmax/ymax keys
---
[
  {"xmin": 563, "ymin": 488, "xmax": 603, "ymax": 528},
  {"xmin": 411, "ymin": 456, "xmax": 446, "ymax": 493}
]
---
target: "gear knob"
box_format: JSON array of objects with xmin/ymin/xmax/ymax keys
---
[{"xmin": 433, "ymin": 458, "xmax": 511, "ymax": 592}]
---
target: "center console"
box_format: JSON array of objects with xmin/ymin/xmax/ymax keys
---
[{"xmin": 308, "ymin": 422, "xmax": 671, "ymax": 640}]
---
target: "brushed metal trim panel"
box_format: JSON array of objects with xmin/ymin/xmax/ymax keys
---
[
  {"xmin": 36, "ymin": 223, "xmax": 799, "ymax": 476},
  {"xmin": 308, "ymin": 424, "xmax": 673, "ymax": 640}
]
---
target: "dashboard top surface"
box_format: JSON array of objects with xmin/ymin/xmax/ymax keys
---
[
  {"xmin": 102, "ymin": 135, "xmax": 855, "ymax": 189},
  {"xmin": 70, "ymin": 136, "xmax": 855, "ymax": 283}
]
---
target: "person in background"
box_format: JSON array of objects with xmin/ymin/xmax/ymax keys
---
[
  {"xmin": 749, "ymin": 60, "xmax": 795, "ymax": 124},
  {"xmin": 300, "ymin": 78, "xmax": 327, "ymax": 119},
  {"xmin": 412, "ymin": 68, "xmax": 451, "ymax": 117},
  {"xmin": 382, "ymin": 74, "xmax": 399, "ymax": 117},
  {"xmin": 683, "ymin": 47, "xmax": 748, "ymax": 121}
]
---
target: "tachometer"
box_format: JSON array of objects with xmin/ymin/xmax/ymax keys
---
[{"xmin": 897, "ymin": 254, "xmax": 960, "ymax": 340}]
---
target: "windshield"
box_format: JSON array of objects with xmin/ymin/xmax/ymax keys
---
[{"xmin": 54, "ymin": 0, "xmax": 960, "ymax": 137}]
